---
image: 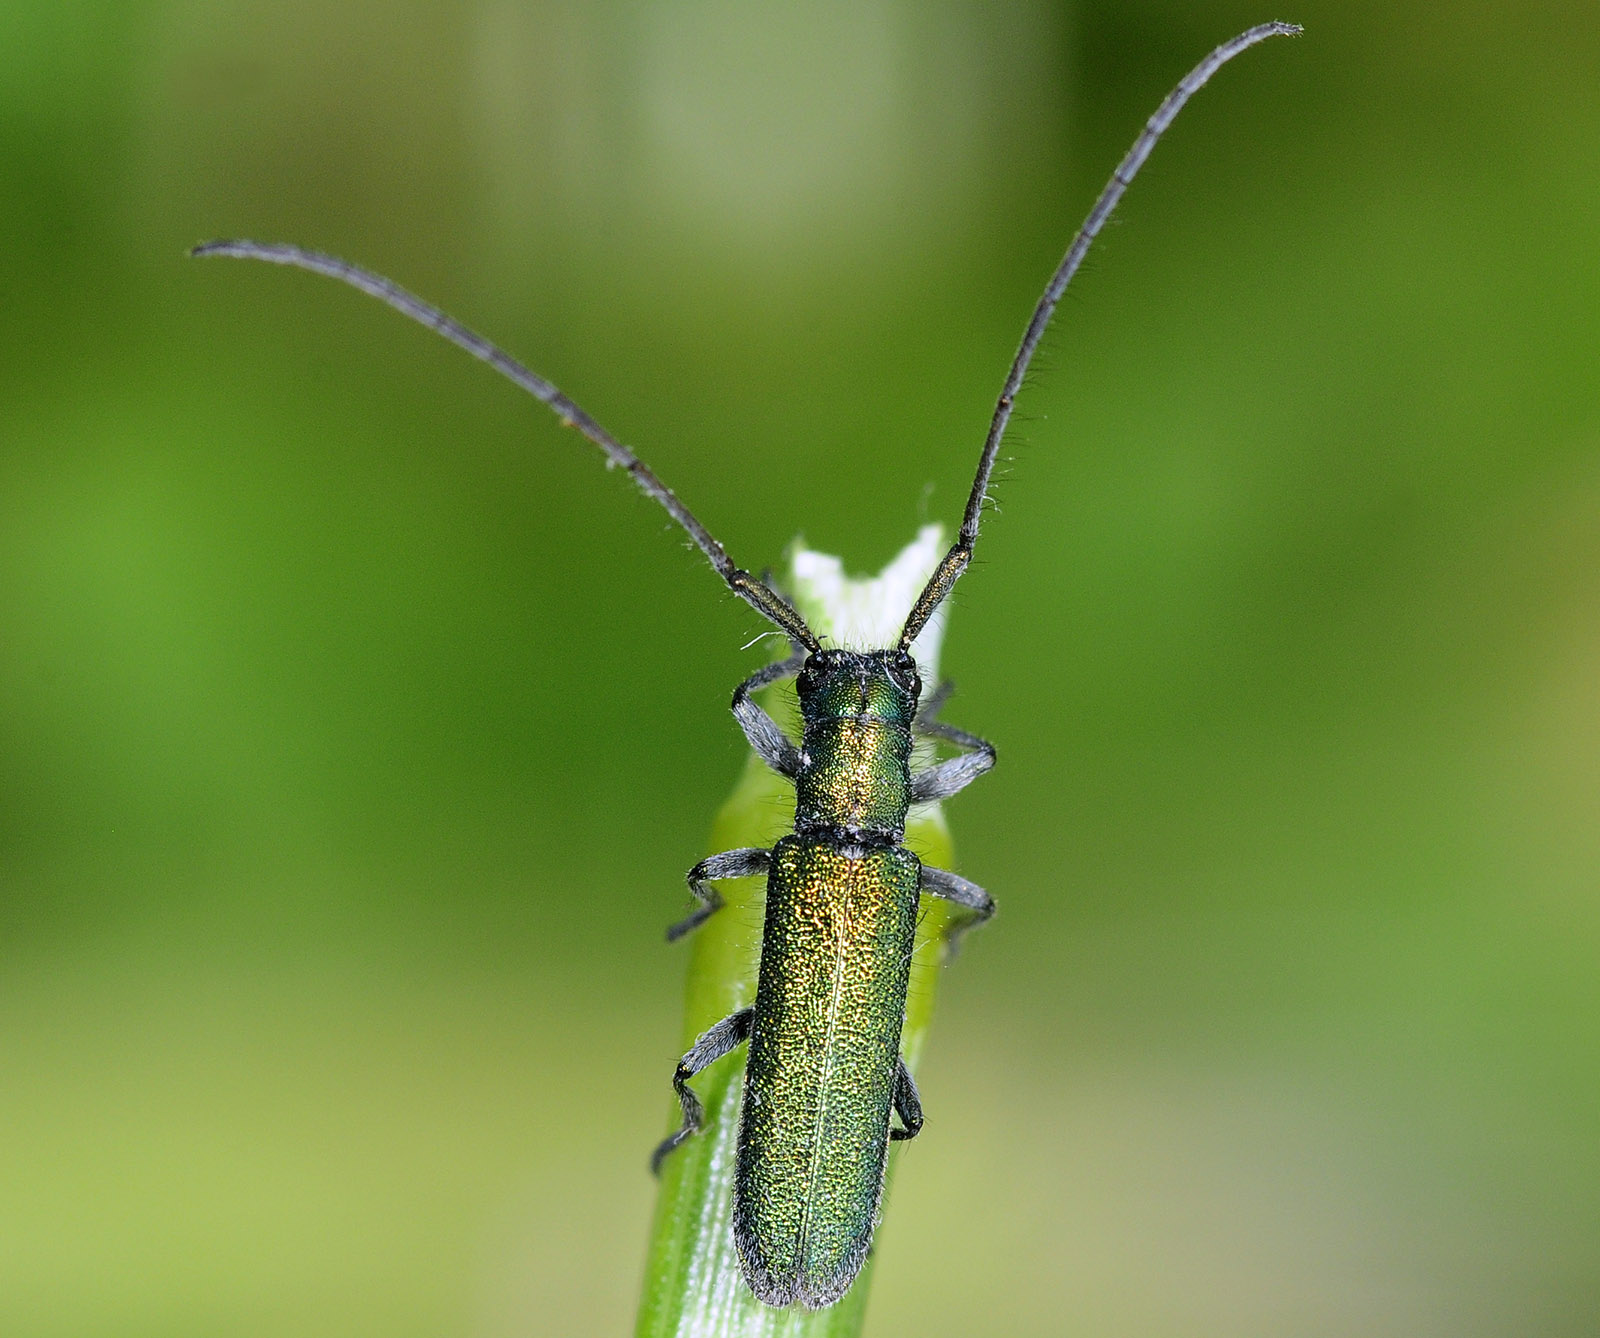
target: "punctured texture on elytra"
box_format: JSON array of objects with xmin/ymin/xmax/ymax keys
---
[{"xmin": 734, "ymin": 838, "xmax": 921, "ymax": 1308}]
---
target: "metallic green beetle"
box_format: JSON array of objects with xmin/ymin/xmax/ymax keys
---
[
  {"xmin": 193, "ymin": 21, "xmax": 1298, "ymax": 1310},
  {"xmin": 651, "ymin": 643, "xmax": 990, "ymax": 1308}
]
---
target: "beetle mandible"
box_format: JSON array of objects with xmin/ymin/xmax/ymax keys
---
[{"xmin": 194, "ymin": 21, "xmax": 1299, "ymax": 1309}]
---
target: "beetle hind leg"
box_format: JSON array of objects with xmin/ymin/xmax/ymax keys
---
[
  {"xmin": 889, "ymin": 1057, "xmax": 923, "ymax": 1142},
  {"xmin": 650, "ymin": 1006, "xmax": 754, "ymax": 1174}
]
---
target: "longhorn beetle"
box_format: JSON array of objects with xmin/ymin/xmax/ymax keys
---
[{"xmin": 194, "ymin": 22, "xmax": 1299, "ymax": 1310}]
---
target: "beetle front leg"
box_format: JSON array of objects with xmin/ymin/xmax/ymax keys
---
[
  {"xmin": 730, "ymin": 646, "xmax": 807, "ymax": 779},
  {"xmin": 667, "ymin": 847, "xmax": 772, "ymax": 942},
  {"xmin": 910, "ymin": 683, "xmax": 996, "ymax": 803},
  {"xmin": 650, "ymin": 1006, "xmax": 755, "ymax": 1173},
  {"xmin": 919, "ymin": 864, "xmax": 995, "ymax": 957}
]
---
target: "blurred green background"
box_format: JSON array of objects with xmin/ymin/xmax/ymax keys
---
[{"xmin": 4, "ymin": 1, "xmax": 1598, "ymax": 1334}]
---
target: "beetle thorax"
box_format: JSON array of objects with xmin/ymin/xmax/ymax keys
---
[{"xmin": 793, "ymin": 650, "xmax": 920, "ymax": 844}]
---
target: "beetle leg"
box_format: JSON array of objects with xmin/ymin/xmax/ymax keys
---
[
  {"xmin": 889, "ymin": 1057, "xmax": 923, "ymax": 1142},
  {"xmin": 919, "ymin": 864, "xmax": 995, "ymax": 957},
  {"xmin": 917, "ymin": 678, "xmax": 955, "ymax": 718},
  {"xmin": 910, "ymin": 682, "xmax": 996, "ymax": 803},
  {"xmin": 731, "ymin": 645, "xmax": 807, "ymax": 779},
  {"xmin": 667, "ymin": 847, "xmax": 772, "ymax": 941},
  {"xmin": 650, "ymin": 1006, "xmax": 755, "ymax": 1173}
]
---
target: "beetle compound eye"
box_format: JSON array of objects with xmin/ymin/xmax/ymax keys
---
[{"xmin": 884, "ymin": 652, "xmax": 920, "ymax": 697}]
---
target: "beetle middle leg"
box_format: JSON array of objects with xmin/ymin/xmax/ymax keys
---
[
  {"xmin": 919, "ymin": 863, "xmax": 995, "ymax": 957},
  {"xmin": 889, "ymin": 1057, "xmax": 923, "ymax": 1142},
  {"xmin": 667, "ymin": 847, "xmax": 772, "ymax": 942},
  {"xmin": 651, "ymin": 1005, "xmax": 755, "ymax": 1173}
]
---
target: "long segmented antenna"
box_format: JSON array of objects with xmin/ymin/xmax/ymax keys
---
[
  {"xmin": 190, "ymin": 240, "xmax": 821, "ymax": 652},
  {"xmin": 899, "ymin": 21, "xmax": 1301, "ymax": 648}
]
